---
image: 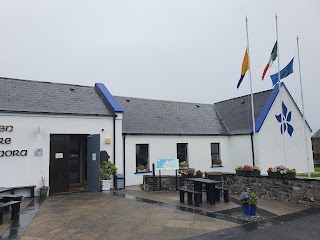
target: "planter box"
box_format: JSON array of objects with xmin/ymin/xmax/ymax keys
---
[
  {"xmin": 268, "ymin": 172, "xmax": 296, "ymax": 178},
  {"xmin": 242, "ymin": 204, "xmax": 257, "ymax": 216},
  {"xmin": 236, "ymin": 170, "xmax": 260, "ymax": 177}
]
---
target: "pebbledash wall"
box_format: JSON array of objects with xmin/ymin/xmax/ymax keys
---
[
  {"xmin": 143, "ymin": 174, "xmax": 320, "ymax": 207},
  {"xmin": 255, "ymin": 85, "xmax": 314, "ymax": 174},
  {"xmin": 0, "ymin": 113, "xmax": 123, "ymax": 196},
  {"xmin": 124, "ymin": 134, "xmax": 253, "ymax": 186}
]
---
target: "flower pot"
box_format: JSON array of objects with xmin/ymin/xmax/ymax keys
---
[
  {"xmin": 236, "ymin": 170, "xmax": 244, "ymax": 176},
  {"xmin": 137, "ymin": 169, "xmax": 147, "ymax": 173},
  {"xmin": 39, "ymin": 188, "xmax": 49, "ymax": 197},
  {"xmin": 236, "ymin": 171, "xmax": 260, "ymax": 177},
  {"xmin": 268, "ymin": 171, "xmax": 281, "ymax": 177},
  {"xmin": 101, "ymin": 179, "xmax": 112, "ymax": 191},
  {"xmin": 195, "ymin": 173, "xmax": 203, "ymax": 178},
  {"xmin": 181, "ymin": 174, "xmax": 193, "ymax": 178},
  {"xmin": 286, "ymin": 172, "xmax": 296, "ymax": 178},
  {"xmin": 242, "ymin": 204, "xmax": 257, "ymax": 216}
]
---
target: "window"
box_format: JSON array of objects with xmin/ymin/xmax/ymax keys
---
[
  {"xmin": 211, "ymin": 143, "xmax": 220, "ymax": 166},
  {"xmin": 136, "ymin": 144, "xmax": 149, "ymax": 172},
  {"xmin": 177, "ymin": 143, "xmax": 188, "ymax": 164}
]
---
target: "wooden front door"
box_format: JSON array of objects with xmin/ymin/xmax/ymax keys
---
[{"xmin": 49, "ymin": 135, "xmax": 70, "ymax": 194}]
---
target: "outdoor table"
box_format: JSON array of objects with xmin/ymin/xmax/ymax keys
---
[{"xmin": 187, "ymin": 178, "xmax": 222, "ymax": 205}]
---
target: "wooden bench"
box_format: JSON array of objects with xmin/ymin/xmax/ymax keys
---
[
  {"xmin": 178, "ymin": 187, "xmax": 202, "ymax": 207},
  {"xmin": 0, "ymin": 194, "xmax": 23, "ymax": 211},
  {"xmin": 9, "ymin": 185, "xmax": 36, "ymax": 198},
  {"xmin": 214, "ymin": 186, "xmax": 230, "ymax": 203},
  {"xmin": 0, "ymin": 201, "xmax": 21, "ymax": 224}
]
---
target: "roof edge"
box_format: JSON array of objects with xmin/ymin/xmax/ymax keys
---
[
  {"xmin": 255, "ymin": 83, "xmax": 280, "ymax": 132},
  {"xmin": 95, "ymin": 83, "xmax": 124, "ymax": 113}
]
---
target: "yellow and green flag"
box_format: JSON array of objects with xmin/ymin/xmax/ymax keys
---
[{"xmin": 237, "ymin": 49, "xmax": 249, "ymax": 89}]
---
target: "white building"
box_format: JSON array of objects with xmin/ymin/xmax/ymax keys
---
[
  {"xmin": 0, "ymin": 78, "xmax": 123, "ymax": 195},
  {"xmin": 0, "ymin": 77, "xmax": 314, "ymax": 192},
  {"xmin": 116, "ymin": 83, "xmax": 314, "ymax": 186}
]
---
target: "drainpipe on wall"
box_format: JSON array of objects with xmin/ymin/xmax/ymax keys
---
[
  {"xmin": 113, "ymin": 115, "xmax": 117, "ymax": 187},
  {"xmin": 250, "ymin": 132, "xmax": 255, "ymax": 166},
  {"xmin": 123, "ymin": 134, "xmax": 126, "ymax": 187}
]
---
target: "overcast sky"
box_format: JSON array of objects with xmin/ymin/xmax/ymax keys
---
[{"xmin": 0, "ymin": 0, "xmax": 319, "ymax": 133}]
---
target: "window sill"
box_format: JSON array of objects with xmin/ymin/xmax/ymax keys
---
[
  {"xmin": 211, "ymin": 165, "xmax": 223, "ymax": 168},
  {"xmin": 134, "ymin": 171, "xmax": 152, "ymax": 174}
]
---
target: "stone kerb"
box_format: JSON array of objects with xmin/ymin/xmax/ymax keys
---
[{"xmin": 143, "ymin": 174, "xmax": 320, "ymax": 207}]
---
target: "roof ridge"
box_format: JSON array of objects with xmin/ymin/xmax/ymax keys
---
[
  {"xmin": 115, "ymin": 95, "xmax": 214, "ymax": 106},
  {"xmin": 213, "ymin": 104, "xmax": 230, "ymax": 134},
  {"xmin": 0, "ymin": 76, "xmax": 94, "ymax": 89},
  {"xmin": 214, "ymin": 89, "xmax": 273, "ymax": 104}
]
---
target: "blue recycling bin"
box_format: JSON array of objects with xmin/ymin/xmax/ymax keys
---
[{"xmin": 115, "ymin": 174, "xmax": 125, "ymax": 189}]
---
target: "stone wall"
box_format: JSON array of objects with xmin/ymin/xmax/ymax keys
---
[
  {"xmin": 312, "ymin": 138, "xmax": 320, "ymax": 167},
  {"xmin": 143, "ymin": 173, "xmax": 320, "ymax": 207}
]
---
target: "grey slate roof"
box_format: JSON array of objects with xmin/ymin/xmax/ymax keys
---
[
  {"xmin": 116, "ymin": 89, "xmax": 272, "ymax": 135},
  {"xmin": 115, "ymin": 96, "xmax": 229, "ymax": 135},
  {"xmin": 313, "ymin": 129, "xmax": 320, "ymax": 138},
  {"xmin": 214, "ymin": 90, "xmax": 272, "ymax": 134},
  {"xmin": 0, "ymin": 77, "xmax": 114, "ymax": 116}
]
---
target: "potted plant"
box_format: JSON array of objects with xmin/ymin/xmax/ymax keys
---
[
  {"xmin": 179, "ymin": 168, "xmax": 195, "ymax": 178},
  {"xmin": 195, "ymin": 170, "xmax": 203, "ymax": 178},
  {"xmin": 235, "ymin": 165, "xmax": 260, "ymax": 176},
  {"xmin": 212, "ymin": 159, "xmax": 222, "ymax": 166},
  {"xmin": 240, "ymin": 189, "xmax": 258, "ymax": 216},
  {"xmin": 136, "ymin": 164, "xmax": 148, "ymax": 172},
  {"xmin": 287, "ymin": 168, "xmax": 296, "ymax": 178},
  {"xmin": 100, "ymin": 161, "xmax": 117, "ymax": 191},
  {"xmin": 179, "ymin": 161, "xmax": 189, "ymax": 169},
  {"xmin": 267, "ymin": 165, "xmax": 296, "ymax": 178},
  {"xmin": 38, "ymin": 176, "xmax": 49, "ymax": 197}
]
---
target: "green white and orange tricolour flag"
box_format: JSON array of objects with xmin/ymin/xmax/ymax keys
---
[
  {"xmin": 237, "ymin": 49, "xmax": 249, "ymax": 89},
  {"xmin": 261, "ymin": 41, "xmax": 278, "ymax": 80}
]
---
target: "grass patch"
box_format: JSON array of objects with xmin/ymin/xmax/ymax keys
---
[
  {"xmin": 314, "ymin": 167, "xmax": 320, "ymax": 172},
  {"xmin": 297, "ymin": 172, "xmax": 320, "ymax": 177}
]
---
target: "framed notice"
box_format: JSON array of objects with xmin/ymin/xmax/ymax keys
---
[
  {"xmin": 55, "ymin": 153, "xmax": 63, "ymax": 159},
  {"xmin": 34, "ymin": 148, "xmax": 43, "ymax": 156},
  {"xmin": 157, "ymin": 159, "xmax": 179, "ymax": 170}
]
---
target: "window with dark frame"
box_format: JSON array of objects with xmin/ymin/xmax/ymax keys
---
[
  {"xmin": 211, "ymin": 143, "xmax": 220, "ymax": 166},
  {"xmin": 136, "ymin": 144, "xmax": 149, "ymax": 172},
  {"xmin": 177, "ymin": 143, "xmax": 188, "ymax": 163}
]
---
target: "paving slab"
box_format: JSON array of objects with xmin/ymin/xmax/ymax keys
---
[{"xmin": 1, "ymin": 187, "xmax": 319, "ymax": 240}]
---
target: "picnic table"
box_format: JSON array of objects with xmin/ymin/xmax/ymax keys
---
[{"xmin": 187, "ymin": 178, "xmax": 223, "ymax": 205}]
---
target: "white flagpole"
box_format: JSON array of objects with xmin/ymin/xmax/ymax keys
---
[
  {"xmin": 246, "ymin": 17, "xmax": 256, "ymax": 166},
  {"xmin": 275, "ymin": 14, "xmax": 287, "ymax": 166},
  {"xmin": 296, "ymin": 36, "xmax": 311, "ymax": 177}
]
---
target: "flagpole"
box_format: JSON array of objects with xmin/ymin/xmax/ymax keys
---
[
  {"xmin": 275, "ymin": 13, "xmax": 287, "ymax": 167},
  {"xmin": 297, "ymin": 36, "xmax": 311, "ymax": 177},
  {"xmin": 246, "ymin": 17, "xmax": 256, "ymax": 166}
]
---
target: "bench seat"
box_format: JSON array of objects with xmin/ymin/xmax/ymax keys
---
[
  {"xmin": 0, "ymin": 201, "xmax": 21, "ymax": 224},
  {"xmin": 214, "ymin": 186, "xmax": 230, "ymax": 203},
  {"xmin": 178, "ymin": 187, "xmax": 202, "ymax": 207},
  {"xmin": 9, "ymin": 185, "xmax": 36, "ymax": 198}
]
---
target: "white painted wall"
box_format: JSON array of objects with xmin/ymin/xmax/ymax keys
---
[
  {"xmin": 124, "ymin": 135, "xmax": 254, "ymax": 186},
  {"xmin": 229, "ymin": 135, "xmax": 254, "ymax": 168},
  {"xmin": 0, "ymin": 113, "xmax": 123, "ymax": 196},
  {"xmin": 257, "ymin": 87, "xmax": 314, "ymax": 174}
]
